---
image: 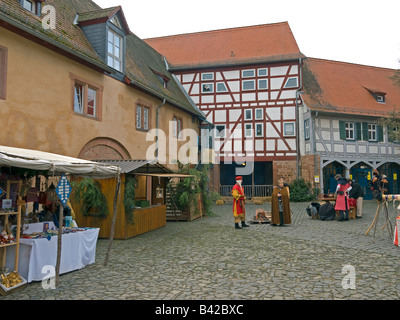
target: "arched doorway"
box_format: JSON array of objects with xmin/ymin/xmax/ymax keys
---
[
  {"xmin": 78, "ymin": 137, "xmax": 131, "ymax": 160},
  {"xmin": 323, "ymin": 161, "xmax": 345, "ymax": 195},
  {"xmin": 378, "ymin": 162, "xmax": 400, "ymax": 195},
  {"xmin": 350, "ymin": 162, "xmax": 373, "ymax": 200}
]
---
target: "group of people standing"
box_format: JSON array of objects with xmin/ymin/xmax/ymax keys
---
[{"xmin": 231, "ymin": 176, "xmax": 291, "ymax": 229}]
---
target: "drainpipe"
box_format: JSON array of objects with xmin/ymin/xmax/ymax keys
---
[
  {"xmin": 156, "ymin": 98, "xmax": 167, "ymax": 161},
  {"xmin": 295, "ymin": 58, "xmax": 304, "ymax": 180}
]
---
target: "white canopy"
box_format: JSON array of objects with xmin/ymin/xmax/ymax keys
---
[{"xmin": 0, "ymin": 145, "xmax": 120, "ymax": 179}]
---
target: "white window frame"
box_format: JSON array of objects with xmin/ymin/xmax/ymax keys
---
[
  {"xmin": 245, "ymin": 123, "xmax": 253, "ymax": 137},
  {"xmin": 74, "ymin": 83, "xmax": 84, "ymax": 114},
  {"xmin": 345, "ymin": 122, "xmax": 355, "ymax": 140},
  {"xmin": 87, "ymin": 87, "xmax": 97, "ymax": 117},
  {"xmin": 107, "ymin": 29, "xmax": 123, "ymax": 72},
  {"xmin": 255, "ymin": 108, "xmax": 263, "ymax": 120},
  {"xmin": 283, "ymin": 122, "xmax": 295, "ymax": 137},
  {"xmin": 244, "ymin": 109, "xmax": 252, "ymax": 121},
  {"xmin": 304, "ymin": 119, "xmax": 310, "ymax": 140},
  {"xmin": 216, "ymin": 82, "xmax": 228, "ymax": 93},
  {"xmin": 255, "ymin": 123, "xmax": 263, "ymax": 137},
  {"xmin": 368, "ymin": 123, "xmax": 377, "ymax": 141},
  {"xmin": 136, "ymin": 106, "xmax": 142, "ymax": 129},
  {"xmin": 258, "ymin": 68, "xmax": 268, "ymax": 77},
  {"xmin": 284, "ymin": 77, "xmax": 298, "ymax": 88},
  {"xmin": 201, "ymin": 83, "xmax": 214, "ymax": 93},
  {"xmin": 242, "ymin": 69, "xmax": 255, "ymax": 78},
  {"xmin": 242, "ymin": 80, "xmax": 255, "ymax": 91},
  {"xmin": 344, "ymin": 122, "xmax": 356, "ymax": 140},
  {"xmin": 258, "ymin": 79, "xmax": 268, "ymax": 90},
  {"xmin": 201, "ymin": 73, "xmax": 214, "ymax": 81}
]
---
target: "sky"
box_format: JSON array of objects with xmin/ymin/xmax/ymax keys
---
[{"xmin": 93, "ymin": 0, "xmax": 400, "ymax": 70}]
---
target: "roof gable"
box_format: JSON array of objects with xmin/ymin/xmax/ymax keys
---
[
  {"xmin": 302, "ymin": 58, "xmax": 400, "ymax": 117},
  {"xmin": 144, "ymin": 22, "xmax": 305, "ymax": 70}
]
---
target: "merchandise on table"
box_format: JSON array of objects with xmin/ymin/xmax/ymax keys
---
[
  {"xmin": 1, "ymin": 271, "xmax": 22, "ymax": 288},
  {"xmin": 0, "ymin": 230, "xmax": 15, "ymax": 245},
  {"xmin": 21, "ymin": 227, "xmax": 92, "ymax": 239}
]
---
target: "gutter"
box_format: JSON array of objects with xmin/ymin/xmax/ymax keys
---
[
  {"xmin": 156, "ymin": 98, "xmax": 167, "ymax": 161},
  {"xmin": 295, "ymin": 57, "xmax": 304, "ymax": 180}
]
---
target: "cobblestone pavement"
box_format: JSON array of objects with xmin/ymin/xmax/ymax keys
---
[{"xmin": 2, "ymin": 200, "xmax": 400, "ymax": 300}]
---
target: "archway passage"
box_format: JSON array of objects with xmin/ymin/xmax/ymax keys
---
[
  {"xmin": 78, "ymin": 137, "xmax": 131, "ymax": 160},
  {"xmin": 322, "ymin": 161, "xmax": 345, "ymax": 195}
]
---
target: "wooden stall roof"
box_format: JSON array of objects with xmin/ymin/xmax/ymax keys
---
[{"xmin": 95, "ymin": 159, "xmax": 173, "ymax": 174}]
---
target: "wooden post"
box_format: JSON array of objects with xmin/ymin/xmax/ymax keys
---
[
  {"xmin": 55, "ymin": 204, "xmax": 63, "ymax": 286},
  {"xmin": 104, "ymin": 170, "xmax": 121, "ymax": 266},
  {"xmin": 14, "ymin": 204, "xmax": 21, "ymax": 272}
]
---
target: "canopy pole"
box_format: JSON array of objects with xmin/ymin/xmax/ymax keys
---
[
  {"xmin": 104, "ymin": 168, "xmax": 121, "ymax": 266},
  {"xmin": 55, "ymin": 200, "xmax": 63, "ymax": 286}
]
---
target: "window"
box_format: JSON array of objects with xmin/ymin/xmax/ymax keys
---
[
  {"xmin": 107, "ymin": 30, "xmax": 123, "ymax": 72},
  {"xmin": 136, "ymin": 105, "xmax": 150, "ymax": 131},
  {"xmin": 255, "ymin": 108, "xmax": 263, "ymax": 120},
  {"xmin": 244, "ymin": 109, "xmax": 252, "ymax": 120},
  {"xmin": 172, "ymin": 117, "xmax": 182, "ymax": 138},
  {"xmin": 345, "ymin": 122, "xmax": 355, "ymax": 140},
  {"xmin": 284, "ymin": 122, "xmax": 295, "ymax": 136},
  {"xmin": 368, "ymin": 124, "xmax": 377, "ymax": 141},
  {"xmin": 245, "ymin": 123, "xmax": 253, "ymax": 137},
  {"xmin": 258, "ymin": 79, "xmax": 268, "ymax": 90},
  {"xmin": 215, "ymin": 125, "xmax": 226, "ymax": 138},
  {"xmin": 21, "ymin": 1, "xmax": 41, "ymax": 17},
  {"xmin": 376, "ymin": 94, "xmax": 385, "ymax": 103},
  {"xmin": 201, "ymin": 73, "xmax": 214, "ymax": 81},
  {"xmin": 258, "ymin": 68, "xmax": 268, "ymax": 76},
  {"xmin": 304, "ymin": 119, "xmax": 310, "ymax": 140},
  {"xmin": 202, "ymin": 83, "xmax": 214, "ymax": 93},
  {"xmin": 73, "ymin": 83, "xmax": 100, "ymax": 118},
  {"xmin": 242, "ymin": 70, "xmax": 255, "ymax": 78},
  {"xmin": 284, "ymin": 77, "xmax": 298, "ymax": 88},
  {"xmin": 0, "ymin": 46, "xmax": 7, "ymax": 100},
  {"xmin": 216, "ymin": 82, "xmax": 228, "ymax": 92},
  {"xmin": 242, "ymin": 80, "xmax": 255, "ymax": 91},
  {"xmin": 255, "ymin": 123, "xmax": 263, "ymax": 137}
]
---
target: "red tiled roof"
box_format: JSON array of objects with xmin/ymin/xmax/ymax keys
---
[
  {"xmin": 144, "ymin": 22, "xmax": 305, "ymax": 69},
  {"xmin": 302, "ymin": 58, "xmax": 400, "ymax": 117}
]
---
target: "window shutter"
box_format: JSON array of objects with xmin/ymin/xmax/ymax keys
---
[
  {"xmin": 339, "ymin": 121, "xmax": 346, "ymax": 140},
  {"xmin": 388, "ymin": 126, "xmax": 394, "ymax": 142},
  {"xmin": 356, "ymin": 122, "xmax": 362, "ymax": 141},
  {"xmin": 362, "ymin": 122, "xmax": 369, "ymax": 141},
  {"xmin": 378, "ymin": 125, "xmax": 384, "ymax": 142}
]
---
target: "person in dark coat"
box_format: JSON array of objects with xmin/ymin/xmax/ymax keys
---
[
  {"xmin": 271, "ymin": 178, "xmax": 291, "ymax": 226},
  {"xmin": 349, "ymin": 179, "xmax": 364, "ymax": 218}
]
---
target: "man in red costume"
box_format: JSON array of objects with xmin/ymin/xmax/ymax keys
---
[{"xmin": 232, "ymin": 176, "xmax": 249, "ymax": 229}]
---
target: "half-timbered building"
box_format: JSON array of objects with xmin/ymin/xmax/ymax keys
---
[
  {"xmin": 301, "ymin": 58, "xmax": 400, "ymax": 199},
  {"xmin": 145, "ymin": 22, "xmax": 306, "ymax": 195}
]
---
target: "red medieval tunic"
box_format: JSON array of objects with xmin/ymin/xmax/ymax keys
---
[
  {"xmin": 232, "ymin": 183, "xmax": 245, "ymax": 217},
  {"xmin": 335, "ymin": 182, "xmax": 351, "ymax": 211}
]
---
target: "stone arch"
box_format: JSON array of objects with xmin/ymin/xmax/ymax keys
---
[{"xmin": 78, "ymin": 137, "xmax": 131, "ymax": 160}]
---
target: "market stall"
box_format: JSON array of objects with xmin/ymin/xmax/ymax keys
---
[{"xmin": 0, "ymin": 145, "xmax": 120, "ymax": 292}]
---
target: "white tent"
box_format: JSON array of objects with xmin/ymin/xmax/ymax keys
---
[
  {"xmin": 0, "ymin": 145, "xmax": 121, "ymax": 284},
  {"xmin": 0, "ymin": 145, "xmax": 120, "ymax": 178}
]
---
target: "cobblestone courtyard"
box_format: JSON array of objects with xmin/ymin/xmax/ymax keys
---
[{"xmin": 2, "ymin": 200, "xmax": 400, "ymax": 300}]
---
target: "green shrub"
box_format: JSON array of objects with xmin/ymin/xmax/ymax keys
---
[{"xmin": 289, "ymin": 178, "xmax": 315, "ymax": 202}]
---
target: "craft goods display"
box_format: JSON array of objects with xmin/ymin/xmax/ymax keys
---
[
  {"xmin": 21, "ymin": 227, "xmax": 92, "ymax": 239},
  {"xmin": 1, "ymin": 271, "xmax": 23, "ymax": 288}
]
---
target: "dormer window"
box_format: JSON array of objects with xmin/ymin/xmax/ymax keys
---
[
  {"xmin": 376, "ymin": 94, "xmax": 385, "ymax": 103},
  {"xmin": 153, "ymin": 71, "xmax": 169, "ymax": 89},
  {"xmin": 21, "ymin": 0, "xmax": 42, "ymax": 16},
  {"xmin": 107, "ymin": 30, "xmax": 123, "ymax": 72}
]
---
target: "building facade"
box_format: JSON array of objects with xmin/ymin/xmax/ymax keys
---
[
  {"xmin": 301, "ymin": 58, "xmax": 400, "ymax": 198},
  {"xmin": 0, "ymin": 0, "xmax": 205, "ymax": 170},
  {"xmin": 145, "ymin": 23, "xmax": 306, "ymax": 195}
]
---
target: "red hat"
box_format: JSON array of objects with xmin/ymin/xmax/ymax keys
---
[{"xmin": 235, "ymin": 176, "xmax": 243, "ymax": 181}]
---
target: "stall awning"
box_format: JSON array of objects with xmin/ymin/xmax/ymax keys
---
[
  {"xmin": 0, "ymin": 145, "xmax": 120, "ymax": 179},
  {"xmin": 95, "ymin": 159, "xmax": 174, "ymax": 174}
]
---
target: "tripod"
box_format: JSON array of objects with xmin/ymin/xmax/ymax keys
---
[{"xmin": 365, "ymin": 198, "xmax": 394, "ymax": 239}]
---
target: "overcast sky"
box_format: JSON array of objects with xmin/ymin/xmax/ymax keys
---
[{"xmin": 93, "ymin": 0, "xmax": 400, "ymax": 69}]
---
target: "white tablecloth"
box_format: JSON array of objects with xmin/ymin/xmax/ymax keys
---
[{"xmin": 6, "ymin": 228, "xmax": 100, "ymax": 283}]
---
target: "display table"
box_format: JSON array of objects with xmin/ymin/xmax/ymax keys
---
[{"xmin": 6, "ymin": 228, "xmax": 99, "ymax": 283}]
